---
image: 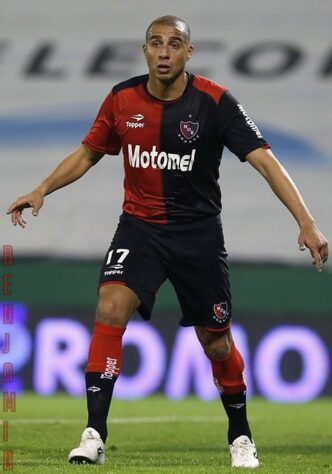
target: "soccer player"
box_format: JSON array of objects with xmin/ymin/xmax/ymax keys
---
[{"xmin": 7, "ymin": 15, "xmax": 328, "ymax": 468}]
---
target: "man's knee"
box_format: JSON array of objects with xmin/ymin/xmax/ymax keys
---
[
  {"xmin": 96, "ymin": 298, "xmax": 121, "ymax": 325},
  {"xmin": 196, "ymin": 327, "xmax": 233, "ymax": 361},
  {"xmin": 204, "ymin": 337, "xmax": 232, "ymax": 360},
  {"xmin": 96, "ymin": 284, "xmax": 140, "ymax": 327}
]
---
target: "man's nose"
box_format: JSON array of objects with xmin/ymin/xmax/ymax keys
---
[{"xmin": 158, "ymin": 45, "xmax": 170, "ymax": 58}]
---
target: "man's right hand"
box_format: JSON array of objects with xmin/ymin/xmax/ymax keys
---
[
  {"xmin": 7, "ymin": 189, "xmax": 44, "ymax": 228},
  {"xmin": 6, "ymin": 145, "xmax": 103, "ymax": 228}
]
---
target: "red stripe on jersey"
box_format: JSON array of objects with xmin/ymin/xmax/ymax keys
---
[
  {"xmin": 118, "ymin": 84, "xmax": 167, "ymax": 223},
  {"xmin": 83, "ymin": 92, "xmax": 122, "ymax": 155},
  {"xmin": 192, "ymin": 75, "xmax": 227, "ymax": 104}
]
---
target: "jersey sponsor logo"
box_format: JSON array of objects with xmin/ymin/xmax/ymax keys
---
[
  {"xmin": 212, "ymin": 301, "xmax": 230, "ymax": 324},
  {"xmin": 128, "ymin": 144, "xmax": 196, "ymax": 171},
  {"xmin": 179, "ymin": 120, "xmax": 199, "ymax": 140},
  {"xmin": 126, "ymin": 114, "xmax": 145, "ymax": 128},
  {"xmin": 237, "ymin": 104, "xmax": 263, "ymax": 139}
]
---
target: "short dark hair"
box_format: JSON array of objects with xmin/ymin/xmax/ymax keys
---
[{"xmin": 145, "ymin": 15, "xmax": 191, "ymax": 43}]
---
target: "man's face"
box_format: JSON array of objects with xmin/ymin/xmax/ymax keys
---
[{"xmin": 143, "ymin": 24, "xmax": 193, "ymax": 84}]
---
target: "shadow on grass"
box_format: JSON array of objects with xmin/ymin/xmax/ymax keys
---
[{"xmin": 261, "ymin": 443, "xmax": 332, "ymax": 456}]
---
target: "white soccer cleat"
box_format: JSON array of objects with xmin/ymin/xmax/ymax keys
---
[
  {"xmin": 229, "ymin": 435, "xmax": 259, "ymax": 468},
  {"xmin": 68, "ymin": 427, "xmax": 105, "ymax": 465}
]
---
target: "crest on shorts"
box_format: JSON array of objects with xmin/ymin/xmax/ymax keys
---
[
  {"xmin": 180, "ymin": 121, "xmax": 199, "ymax": 140},
  {"xmin": 213, "ymin": 301, "xmax": 229, "ymax": 323}
]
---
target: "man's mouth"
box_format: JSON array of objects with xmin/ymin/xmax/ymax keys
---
[{"xmin": 157, "ymin": 64, "xmax": 171, "ymax": 73}]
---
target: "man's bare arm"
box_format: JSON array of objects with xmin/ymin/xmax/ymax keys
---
[
  {"xmin": 246, "ymin": 147, "xmax": 329, "ymax": 271},
  {"xmin": 7, "ymin": 144, "xmax": 103, "ymax": 228}
]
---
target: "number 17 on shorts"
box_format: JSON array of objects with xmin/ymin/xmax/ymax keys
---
[{"xmin": 103, "ymin": 248, "xmax": 130, "ymax": 276}]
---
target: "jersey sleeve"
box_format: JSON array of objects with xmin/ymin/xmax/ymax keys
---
[
  {"xmin": 82, "ymin": 92, "xmax": 121, "ymax": 156},
  {"xmin": 217, "ymin": 91, "xmax": 269, "ymax": 162}
]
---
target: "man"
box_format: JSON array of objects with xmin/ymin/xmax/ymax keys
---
[{"xmin": 7, "ymin": 15, "xmax": 328, "ymax": 469}]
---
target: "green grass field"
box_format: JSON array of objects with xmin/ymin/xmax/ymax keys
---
[{"xmin": 4, "ymin": 394, "xmax": 332, "ymax": 473}]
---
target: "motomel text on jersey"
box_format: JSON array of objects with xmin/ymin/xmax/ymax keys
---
[
  {"xmin": 237, "ymin": 104, "xmax": 263, "ymax": 139},
  {"xmin": 128, "ymin": 145, "xmax": 196, "ymax": 171}
]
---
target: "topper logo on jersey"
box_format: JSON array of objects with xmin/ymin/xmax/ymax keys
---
[
  {"xmin": 126, "ymin": 114, "xmax": 145, "ymax": 128},
  {"xmin": 128, "ymin": 144, "xmax": 196, "ymax": 171},
  {"xmin": 237, "ymin": 104, "xmax": 263, "ymax": 139}
]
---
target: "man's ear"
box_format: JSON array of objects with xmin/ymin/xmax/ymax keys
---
[
  {"xmin": 187, "ymin": 44, "xmax": 194, "ymax": 61},
  {"xmin": 142, "ymin": 44, "xmax": 147, "ymax": 57}
]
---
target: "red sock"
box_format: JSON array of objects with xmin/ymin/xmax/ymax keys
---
[
  {"xmin": 210, "ymin": 344, "xmax": 246, "ymax": 395},
  {"xmin": 86, "ymin": 321, "xmax": 126, "ymax": 376}
]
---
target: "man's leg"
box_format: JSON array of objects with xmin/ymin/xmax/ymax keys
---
[
  {"xmin": 195, "ymin": 327, "xmax": 259, "ymax": 468},
  {"xmin": 69, "ymin": 284, "xmax": 140, "ymax": 464}
]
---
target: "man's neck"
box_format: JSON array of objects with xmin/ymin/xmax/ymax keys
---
[{"xmin": 147, "ymin": 72, "xmax": 188, "ymax": 101}]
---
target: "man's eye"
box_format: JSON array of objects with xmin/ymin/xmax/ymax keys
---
[
  {"xmin": 151, "ymin": 42, "xmax": 160, "ymax": 47},
  {"xmin": 170, "ymin": 43, "xmax": 180, "ymax": 49}
]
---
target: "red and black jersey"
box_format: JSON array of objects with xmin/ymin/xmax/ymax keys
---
[{"xmin": 83, "ymin": 73, "xmax": 269, "ymax": 224}]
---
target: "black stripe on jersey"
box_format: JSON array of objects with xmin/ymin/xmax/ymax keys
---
[
  {"xmin": 160, "ymin": 84, "xmax": 223, "ymax": 224},
  {"xmin": 112, "ymin": 74, "xmax": 148, "ymax": 96}
]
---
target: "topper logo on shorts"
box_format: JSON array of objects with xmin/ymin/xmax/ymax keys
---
[
  {"xmin": 128, "ymin": 144, "xmax": 196, "ymax": 171},
  {"xmin": 213, "ymin": 301, "xmax": 230, "ymax": 324}
]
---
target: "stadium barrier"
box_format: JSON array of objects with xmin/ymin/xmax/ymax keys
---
[{"xmin": 1, "ymin": 258, "xmax": 331, "ymax": 402}]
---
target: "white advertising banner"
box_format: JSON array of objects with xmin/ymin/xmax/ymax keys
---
[{"xmin": 2, "ymin": 0, "xmax": 331, "ymax": 264}]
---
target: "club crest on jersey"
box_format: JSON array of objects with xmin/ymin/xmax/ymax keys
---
[
  {"xmin": 179, "ymin": 121, "xmax": 199, "ymax": 141},
  {"xmin": 213, "ymin": 301, "xmax": 230, "ymax": 324}
]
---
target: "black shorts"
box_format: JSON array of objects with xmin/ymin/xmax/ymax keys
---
[{"xmin": 99, "ymin": 213, "xmax": 232, "ymax": 331}]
